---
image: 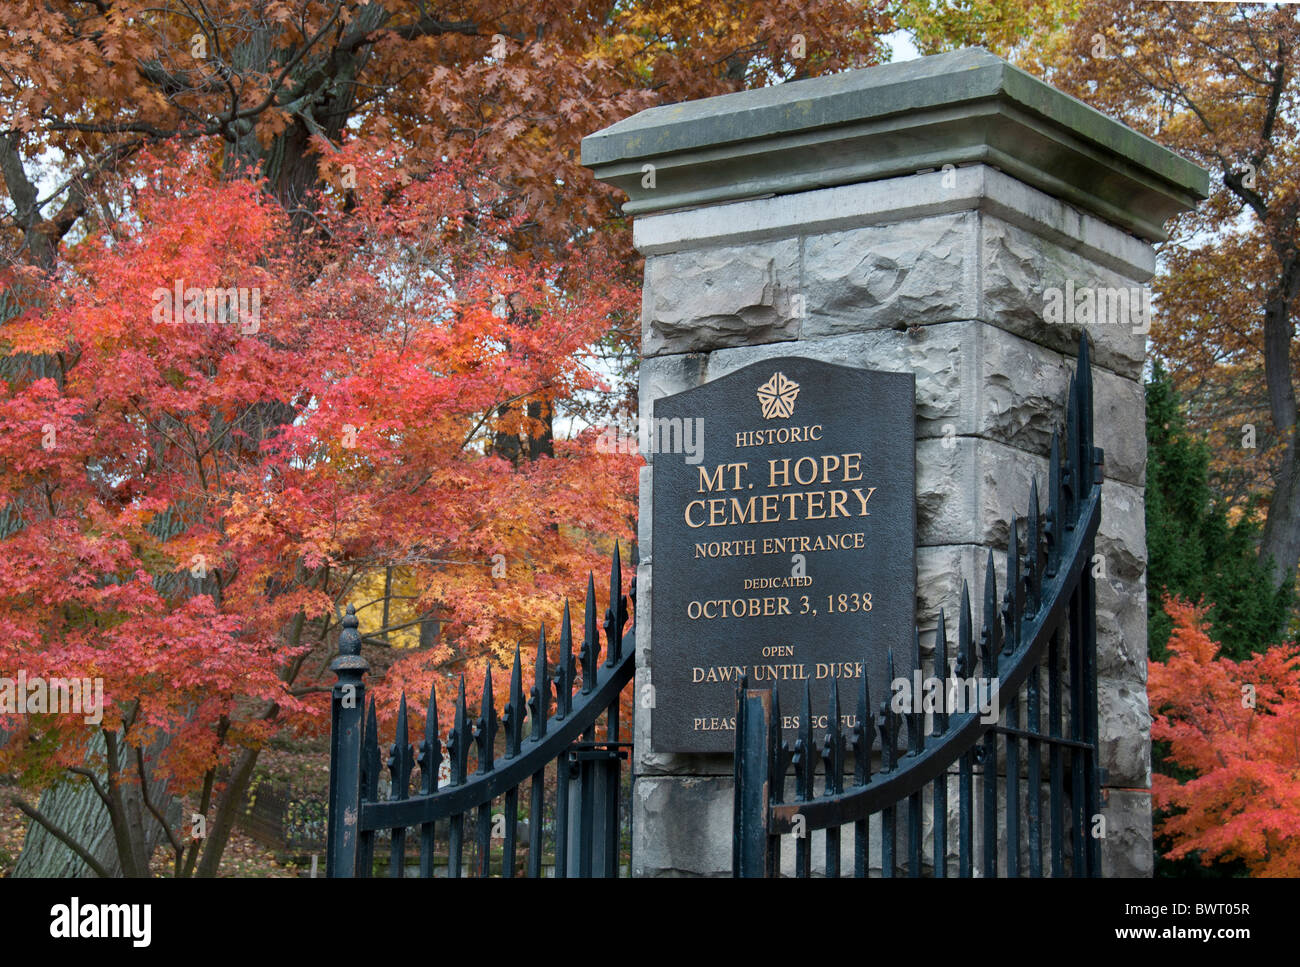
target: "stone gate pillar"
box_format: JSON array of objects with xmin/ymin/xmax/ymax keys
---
[{"xmin": 583, "ymin": 48, "xmax": 1208, "ymax": 877}]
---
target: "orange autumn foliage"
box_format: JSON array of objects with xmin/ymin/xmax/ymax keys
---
[{"xmin": 1148, "ymin": 596, "xmax": 1300, "ymax": 877}]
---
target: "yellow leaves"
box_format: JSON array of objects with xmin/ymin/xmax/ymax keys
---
[
  {"xmin": 904, "ymin": 0, "xmax": 1078, "ymax": 59},
  {"xmin": 351, "ymin": 567, "xmax": 426, "ymax": 648}
]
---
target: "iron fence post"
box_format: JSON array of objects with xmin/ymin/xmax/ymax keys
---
[
  {"xmin": 733, "ymin": 684, "xmax": 773, "ymax": 877},
  {"xmin": 326, "ymin": 606, "xmax": 369, "ymax": 878}
]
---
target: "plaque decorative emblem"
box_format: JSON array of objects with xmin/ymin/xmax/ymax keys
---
[{"xmin": 756, "ymin": 371, "xmax": 800, "ymax": 419}]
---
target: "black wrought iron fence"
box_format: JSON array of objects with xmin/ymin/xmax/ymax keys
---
[{"xmin": 326, "ymin": 545, "xmax": 635, "ymax": 877}]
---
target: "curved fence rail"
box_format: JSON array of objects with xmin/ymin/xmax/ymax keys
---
[
  {"xmin": 734, "ymin": 333, "xmax": 1103, "ymax": 878},
  {"xmin": 327, "ymin": 545, "xmax": 635, "ymax": 877}
]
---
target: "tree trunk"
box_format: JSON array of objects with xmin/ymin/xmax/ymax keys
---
[
  {"xmin": 194, "ymin": 746, "xmax": 262, "ymax": 878},
  {"xmin": 13, "ymin": 731, "xmax": 178, "ymax": 877},
  {"xmin": 1258, "ymin": 254, "xmax": 1300, "ymax": 591},
  {"xmin": 1261, "ymin": 440, "xmax": 1300, "ymax": 588}
]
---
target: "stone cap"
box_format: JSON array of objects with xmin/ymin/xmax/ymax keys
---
[{"xmin": 582, "ymin": 48, "xmax": 1209, "ymax": 241}]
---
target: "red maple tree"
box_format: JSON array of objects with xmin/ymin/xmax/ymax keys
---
[
  {"xmin": 1149, "ymin": 596, "xmax": 1300, "ymax": 877},
  {"xmin": 0, "ymin": 140, "xmax": 639, "ymax": 874}
]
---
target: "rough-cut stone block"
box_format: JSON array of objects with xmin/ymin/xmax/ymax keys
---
[
  {"xmin": 980, "ymin": 213, "xmax": 1147, "ymax": 380},
  {"xmin": 632, "ymin": 776, "xmax": 734, "ymax": 876},
  {"xmin": 1096, "ymin": 479, "xmax": 1147, "ymax": 583},
  {"xmin": 916, "ymin": 437, "xmax": 1047, "ymax": 548},
  {"xmin": 965, "ymin": 331, "xmax": 1070, "ymax": 457},
  {"xmin": 1099, "ymin": 677, "xmax": 1152, "ymax": 787},
  {"xmin": 639, "ymin": 209, "xmax": 1149, "ymax": 379},
  {"xmin": 801, "ymin": 213, "xmax": 977, "ymax": 335},
  {"xmin": 917, "ymin": 544, "xmax": 986, "ymax": 639},
  {"xmin": 642, "ymin": 240, "xmax": 801, "ymax": 356},
  {"xmin": 637, "ymin": 352, "xmax": 707, "ymax": 437},
  {"xmin": 1093, "ymin": 368, "xmax": 1146, "ymax": 488},
  {"xmin": 1096, "ymin": 573, "xmax": 1148, "ymax": 686},
  {"xmin": 916, "ymin": 542, "xmax": 1016, "ymax": 644},
  {"xmin": 1101, "ymin": 789, "xmax": 1154, "ymax": 877}
]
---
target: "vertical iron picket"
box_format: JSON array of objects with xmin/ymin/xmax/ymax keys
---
[
  {"xmin": 1026, "ymin": 479, "xmax": 1044, "ymax": 878},
  {"xmin": 387, "ymin": 694, "xmax": 414, "ymax": 877},
  {"xmin": 768, "ymin": 691, "xmax": 784, "ymax": 879},
  {"xmin": 1048, "ymin": 424, "xmax": 1067, "ymax": 878},
  {"xmin": 733, "ymin": 678, "xmax": 775, "ymax": 878},
  {"xmin": 359, "ymin": 699, "xmax": 380, "ymax": 877},
  {"xmin": 528, "ymin": 623, "xmax": 550, "ymax": 879},
  {"xmin": 794, "ymin": 682, "xmax": 814, "ymax": 878},
  {"xmin": 822, "ymin": 678, "xmax": 843, "ymax": 878},
  {"xmin": 1048, "ymin": 627, "xmax": 1065, "ymax": 877},
  {"xmin": 980, "ymin": 551, "xmax": 999, "ymax": 878},
  {"xmin": 473, "ymin": 667, "xmax": 497, "ymax": 877},
  {"xmin": 447, "ymin": 678, "xmax": 468, "ymax": 879},
  {"xmin": 418, "ymin": 689, "xmax": 440, "ymax": 878},
  {"xmin": 879, "ymin": 659, "xmax": 897, "ymax": 879},
  {"xmin": 1069, "ymin": 575, "xmax": 1085, "ymax": 876},
  {"xmin": 602, "ymin": 545, "xmax": 628, "ymax": 877},
  {"xmin": 554, "ymin": 610, "xmax": 575, "ymax": 878},
  {"xmin": 852, "ymin": 668, "xmax": 873, "ymax": 878},
  {"xmin": 1026, "ymin": 663, "xmax": 1043, "ymax": 878},
  {"xmin": 1004, "ymin": 519, "xmax": 1021, "ymax": 878},
  {"xmin": 1083, "ymin": 545, "xmax": 1103, "ymax": 877},
  {"xmin": 578, "ymin": 574, "xmax": 598, "ymax": 878},
  {"xmin": 1005, "ymin": 692, "xmax": 1020, "ymax": 878},
  {"xmin": 502, "ymin": 647, "xmax": 525, "ymax": 878}
]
